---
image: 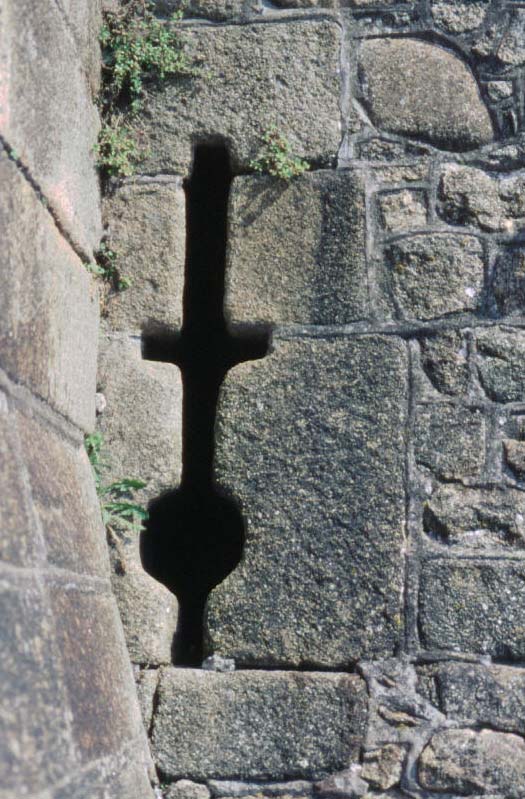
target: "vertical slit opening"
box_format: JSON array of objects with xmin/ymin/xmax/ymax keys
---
[{"xmin": 141, "ymin": 144, "xmax": 269, "ymax": 666}]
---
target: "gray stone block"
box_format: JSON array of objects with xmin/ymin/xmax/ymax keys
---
[
  {"xmin": 0, "ymin": 0, "xmax": 101, "ymax": 256},
  {"xmin": 430, "ymin": 0, "xmax": 489, "ymax": 34},
  {"xmin": 386, "ymin": 233, "xmax": 485, "ymax": 321},
  {"xmin": 109, "ymin": 532, "xmax": 178, "ymax": 665},
  {"xmin": 476, "ymin": 327, "xmax": 525, "ymax": 403},
  {"xmin": 419, "ymin": 559, "xmax": 525, "ymax": 657},
  {"xmin": 57, "ymin": 0, "xmax": 102, "ymax": 95},
  {"xmin": 423, "ymin": 484, "xmax": 525, "ymax": 549},
  {"xmin": 103, "ymin": 179, "xmax": 185, "ymax": 334},
  {"xmin": 0, "ymin": 574, "xmax": 76, "ymax": 798},
  {"xmin": 497, "ymin": 8, "xmax": 525, "ymax": 66},
  {"xmin": 0, "ymin": 152, "xmax": 99, "ymax": 431},
  {"xmin": 419, "ymin": 331, "xmax": 470, "ymax": 396},
  {"xmin": 0, "ymin": 391, "xmax": 45, "ymax": 567},
  {"xmin": 425, "ymin": 662, "xmax": 525, "ymax": 735},
  {"xmin": 133, "ymin": 20, "xmax": 342, "ymax": 174},
  {"xmin": 16, "ymin": 407, "xmax": 110, "ymax": 576},
  {"xmin": 97, "ymin": 334, "xmax": 182, "ymax": 503},
  {"xmin": 136, "ymin": 667, "xmax": 159, "ymax": 731},
  {"xmin": 207, "ymin": 335, "xmax": 408, "ymax": 667},
  {"xmin": 208, "ymin": 781, "xmax": 313, "ymax": 797},
  {"xmin": 225, "ymin": 170, "xmax": 367, "ymax": 326},
  {"xmin": 50, "ymin": 586, "xmax": 148, "ymax": 764},
  {"xmin": 358, "ymin": 38, "xmax": 493, "ymax": 151},
  {"xmin": 504, "ymin": 438, "xmax": 525, "ymax": 480},
  {"xmin": 439, "ymin": 163, "xmax": 525, "ymax": 233},
  {"xmin": 414, "ymin": 403, "xmax": 485, "ymax": 480},
  {"xmin": 418, "ymin": 728, "xmax": 525, "ymax": 797},
  {"xmin": 151, "ymin": 669, "xmax": 367, "ymax": 781},
  {"xmin": 493, "ymin": 246, "xmax": 525, "ymax": 315},
  {"xmin": 376, "ymin": 189, "xmax": 427, "ymax": 234},
  {"xmin": 165, "ymin": 780, "xmax": 211, "ymax": 799},
  {"xmin": 52, "ymin": 751, "xmax": 155, "ymax": 799}
]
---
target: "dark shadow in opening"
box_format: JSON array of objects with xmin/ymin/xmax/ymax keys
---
[{"xmin": 140, "ymin": 144, "xmax": 269, "ymax": 666}]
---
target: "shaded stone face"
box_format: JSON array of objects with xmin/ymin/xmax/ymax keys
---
[
  {"xmin": 133, "ymin": 20, "xmax": 342, "ymax": 174},
  {"xmin": 225, "ymin": 169, "xmax": 368, "ymax": 326},
  {"xmin": 151, "ymin": 669, "xmax": 368, "ymax": 781},
  {"xmin": 206, "ymin": 335, "xmax": 408, "ymax": 668}
]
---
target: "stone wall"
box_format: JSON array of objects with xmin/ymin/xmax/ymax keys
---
[
  {"xmin": 0, "ymin": 2, "xmax": 155, "ymax": 797},
  {"xmin": 98, "ymin": 1, "xmax": 525, "ymax": 797}
]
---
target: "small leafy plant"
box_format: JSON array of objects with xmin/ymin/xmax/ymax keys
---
[
  {"xmin": 88, "ymin": 240, "xmax": 132, "ymax": 292},
  {"xmin": 250, "ymin": 127, "xmax": 309, "ymax": 182},
  {"xmin": 85, "ymin": 432, "xmax": 149, "ymax": 534},
  {"xmin": 95, "ymin": 0, "xmax": 193, "ymax": 177}
]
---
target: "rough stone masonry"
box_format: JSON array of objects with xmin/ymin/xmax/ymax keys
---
[{"xmin": 95, "ymin": 0, "xmax": 525, "ymax": 797}]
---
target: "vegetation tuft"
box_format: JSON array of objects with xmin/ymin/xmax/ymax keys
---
[
  {"xmin": 96, "ymin": 0, "xmax": 193, "ymax": 178},
  {"xmin": 85, "ymin": 432, "xmax": 149, "ymax": 534},
  {"xmin": 250, "ymin": 127, "xmax": 309, "ymax": 182}
]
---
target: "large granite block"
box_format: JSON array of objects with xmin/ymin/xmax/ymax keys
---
[
  {"xmin": 16, "ymin": 408, "xmax": 110, "ymax": 577},
  {"xmin": 103, "ymin": 179, "xmax": 185, "ymax": 334},
  {"xmin": 151, "ymin": 668, "xmax": 367, "ymax": 781},
  {"xmin": 97, "ymin": 335, "xmax": 181, "ymax": 662},
  {"xmin": 207, "ymin": 335, "xmax": 408, "ymax": 667},
  {"xmin": 0, "ymin": 152, "xmax": 99, "ymax": 431},
  {"xmin": 419, "ymin": 559, "xmax": 525, "ymax": 658},
  {"xmin": 134, "ymin": 20, "xmax": 342, "ymax": 174},
  {"xmin": 225, "ymin": 169, "xmax": 368, "ymax": 326},
  {"xmin": 475, "ymin": 326, "xmax": 525, "ymax": 403},
  {"xmin": 0, "ymin": 574, "xmax": 76, "ymax": 798},
  {"xmin": 386, "ymin": 233, "xmax": 485, "ymax": 321},
  {"xmin": 414, "ymin": 403, "xmax": 485, "ymax": 480},
  {"xmin": 57, "ymin": 0, "xmax": 102, "ymax": 95},
  {"xmin": 50, "ymin": 586, "xmax": 147, "ymax": 764},
  {"xmin": 358, "ymin": 37, "xmax": 493, "ymax": 151},
  {"xmin": 0, "ymin": 0, "xmax": 101, "ymax": 255},
  {"xmin": 97, "ymin": 334, "xmax": 182, "ymax": 503},
  {"xmin": 0, "ymin": 391, "xmax": 44, "ymax": 567},
  {"xmin": 427, "ymin": 662, "xmax": 525, "ymax": 735}
]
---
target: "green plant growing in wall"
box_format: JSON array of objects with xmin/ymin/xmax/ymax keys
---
[
  {"xmin": 85, "ymin": 432, "xmax": 149, "ymax": 534},
  {"xmin": 88, "ymin": 240, "xmax": 132, "ymax": 291},
  {"xmin": 96, "ymin": 0, "xmax": 194, "ymax": 177},
  {"xmin": 250, "ymin": 127, "xmax": 309, "ymax": 182}
]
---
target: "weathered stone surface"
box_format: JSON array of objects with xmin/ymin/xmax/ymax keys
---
[
  {"xmin": 207, "ymin": 336, "xmax": 407, "ymax": 667},
  {"xmin": 50, "ymin": 586, "xmax": 147, "ymax": 763},
  {"xmin": 476, "ymin": 327, "xmax": 525, "ymax": 403},
  {"xmin": 361, "ymin": 745, "xmax": 405, "ymax": 790},
  {"xmin": 418, "ymin": 728, "xmax": 525, "ymax": 797},
  {"xmin": 97, "ymin": 335, "xmax": 182, "ymax": 503},
  {"xmin": 225, "ymin": 169, "xmax": 367, "ymax": 325},
  {"xmin": 0, "ymin": 152, "xmax": 99, "ymax": 430},
  {"xmin": 386, "ymin": 234, "xmax": 484, "ymax": 321},
  {"xmin": 0, "ymin": 574, "xmax": 76, "ymax": 798},
  {"xmin": 358, "ymin": 38, "xmax": 493, "ymax": 151},
  {"xmin": 429, "ymin": 662, "xmax": 525, "ymax": 735},
  {"xmin": 57, "ymin": 0, "xmax": 102, "ymax": 94},
  {"xmin": 209, "ymin": 780, "xmax": 313, "ymax": 797},
  {"xmin": 493, "ymin": 246, "xmax": 525, "ymax": 315},
  {"xmin": 155, "ymin": 0, "xmax": 250, "ymax": 20},
  {"xmin": 419, "ymin": 559, "xmax": 525, "ymax": 657},
  {"xmin": 419, "ymin": 331, "xmax": 470, "ymax": 396},
  {"xmin": 16, "ymin": 408, "xmax": 110, "ymax": 576},
  {"xmin": 103, "ymin": 179, "xmax": 185, "ymax": 334},
  {"xmin": 439, "ymin": 163, "xmax": 525, "ymax": 233},
  {"xmin": 108, "ymin": 532, "xmax": 178, "ymax": 664},
  {"xmin": 423, "ymin": 484, "xmax": 525, "ymax": 549},
  {"xmin": 431, "ymin": 0, "xmax": 489, "ymax": 33},
  {"xmin": 504, "ymin": 438, "xmax": 525, "ymax": 479},
  {"xmin": 0, "ymin": 392, "xmax": 44, "ymax": 566},
  {"xmin": 136, "ymin": 667, "xmax": 159, "ymax": 730},
  {"xmin": 377, "ymin": 190, "xmax": 427, "ymax": 234},
  {"xmin": 165, "ymin": 780, "xmax": 211, "ymax": 799},
  {"xmin": 497, "ymin": 9, "xmax": 525, "ymax": 66},
  {"xmin": 134, "ymin": 20, "xmax": 341, "ymax": 174},
  {"xmin": 152, "ymin": 669, "xmax": 367, "ymax": 781},
  {"xmin": 315, "ymin": 766, "xmax": 368, "ymax": 798},
  {"xmin": 0, "ymin": 0, "xmax": 101, "ymax": 255},
  {"xmin": 52, "ymin": 753, "xmax": 155, "ymax": 799},
  {"xmin": 414, "ymin": 403, "xmax": 485, "ymax": 480}
]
